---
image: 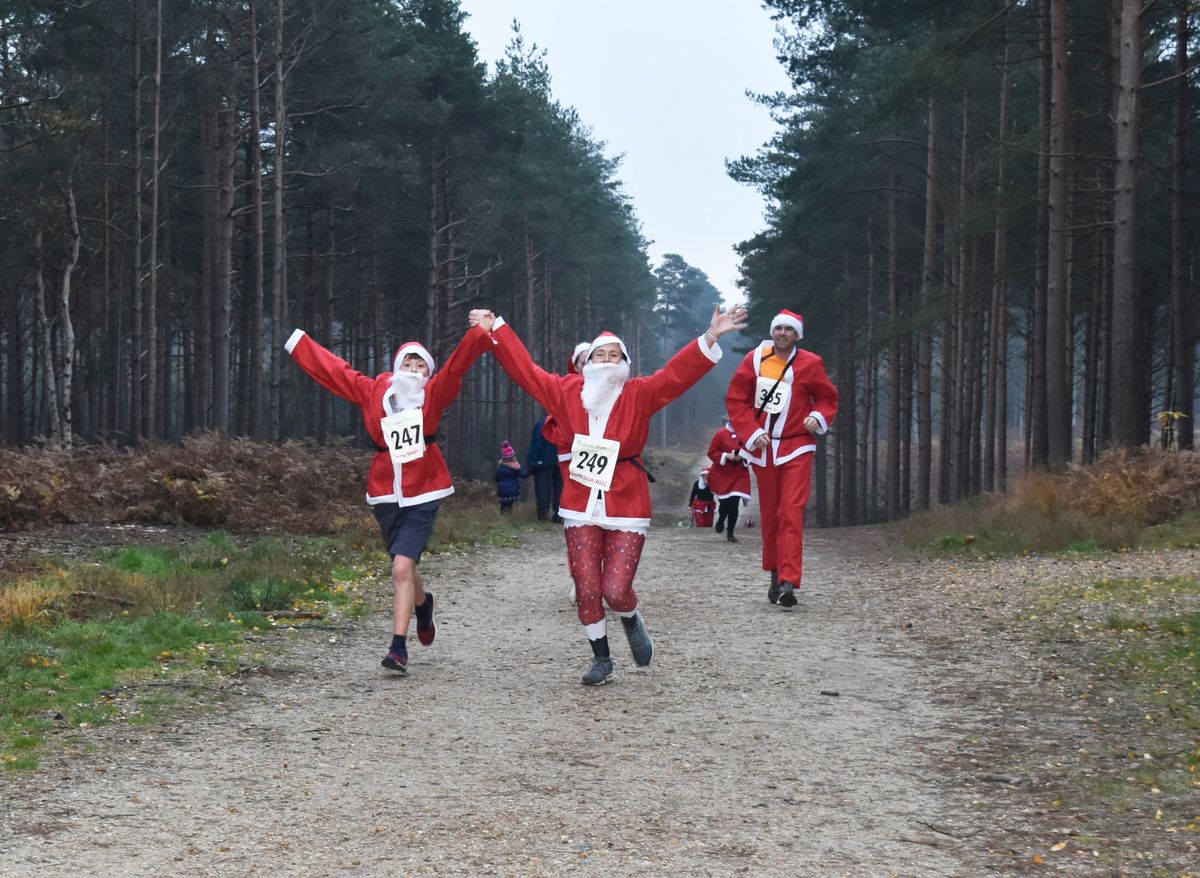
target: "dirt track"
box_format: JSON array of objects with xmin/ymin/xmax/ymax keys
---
[{"xmin": 3, "ymin": 520, "xmax": 1198, "ymax": 876}]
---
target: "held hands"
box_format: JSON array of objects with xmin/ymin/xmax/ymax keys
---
[
  {"xmin": 706, "ymin": 304, "xmax": 749, "ymax": 341},
  {"xmin": 468, "ymin": 309, "xmax": 496, "ymax": 332}
]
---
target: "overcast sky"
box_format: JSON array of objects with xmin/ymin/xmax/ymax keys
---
[{"xmin": 457, "ymin": 0, "xmax": 792, "ymax": 304}]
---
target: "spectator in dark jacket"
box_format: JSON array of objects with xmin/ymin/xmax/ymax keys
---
[
  {"xmin": 527, "ymin": 412, "xmax": 563, "ymax": 522},
  {"xmin": 495, "ymin": 440, "xmax": 529, "ymax": 514}
]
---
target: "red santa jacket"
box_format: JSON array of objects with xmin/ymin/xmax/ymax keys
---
[
  {"xmin": 726, "ymin": 341, "xmax": 839, "ymax": 467},
  {"xmin": 488, "ymin": 318, "xmax": 720, "ymax": 528},
  {"xmin": 705, "ymin": 425, "xmax": 752, "ymax": 499},
  {"xmin": 285, "ymin": 325, "xmax": 489, "ymax": 506}
]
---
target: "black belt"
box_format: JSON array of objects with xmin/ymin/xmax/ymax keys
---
[{"xmin": 618, "ymin": 455, "xmax": 656, "ymax": 483}]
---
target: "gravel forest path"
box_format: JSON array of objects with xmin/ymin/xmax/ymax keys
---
[{"xmin": 2, "ymin": 521, "xmax": 1196, "ymax": 877}]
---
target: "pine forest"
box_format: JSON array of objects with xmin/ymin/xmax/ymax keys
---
[{"xmin": 1, "ymin": 0, "xmax": 1197, "ymax": 524}]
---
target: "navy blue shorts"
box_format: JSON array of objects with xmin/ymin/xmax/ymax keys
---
[{"xmin": 372, "ymin": 500, "xmax": 440, "ymax": 562}]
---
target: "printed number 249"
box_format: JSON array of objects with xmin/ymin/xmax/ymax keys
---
[{"xmin": 575, "ymin": 452, "xmax": 608, "ymax": 473}]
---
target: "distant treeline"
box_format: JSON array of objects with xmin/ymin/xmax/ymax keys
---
[
  {"xmin": 734, "ymin": 0, "xmax": 1198, "ymax": 525},
  {"xmin": 0, "ymin": 0, "xmax": 727, "ymax": 477}
]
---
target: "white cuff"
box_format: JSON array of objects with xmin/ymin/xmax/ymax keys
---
[
  {"xmin": 809, "ymin": 411, "xmax": 829, "ymax": 435},
  {"xmin": 285, "ymin": 329, "xmax": 305, "ymax": 353},
  {"xmin": 746, "ymin": 428, "xmax": 767, "ymax": 448},
  {"xmin": 697, "ymin": 333, "xmax": 721, "ymax": 363},
  {"xmin": 493, "ymin": 315, "xmax": 508, "ymax": 330},
  {"xmin": 582, "ymin": 619, "xmax": 607, "ymax": 640}
]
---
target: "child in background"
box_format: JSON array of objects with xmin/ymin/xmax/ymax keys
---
[
  {"xmin": 495, "ymin": 440, "xmax": 528, "ymax": 514},
  {"xmin": 688, "ymin": 469, "xmax": 716, "ymax": 528}
]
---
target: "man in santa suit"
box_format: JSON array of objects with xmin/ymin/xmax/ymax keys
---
[
  {"xmin": 705, "ymin": 420, "xmax": 753, "ymax": 542},
  {"xmin": 725, "ymin": 309, "xmax": 838, "ymax": 608},
  {"xmin": 285, "ymin": 314, "xmax": 491, "ymax": 674},
  {"xmin": 473, "ymin": 305, "xmax": 748, "ymax": 685}
]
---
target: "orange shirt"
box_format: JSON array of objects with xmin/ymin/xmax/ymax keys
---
[{"xmin": 758, "ymin": 344, "xmax": 791, "ymax": 381}]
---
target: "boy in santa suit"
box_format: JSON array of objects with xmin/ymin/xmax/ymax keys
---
[
  {"xmin": 705, "ymin": 420, "xmax": 753, "ymax": 542},
  {"xmin": 725, "ymin": 309, "xmax": 838, "ymax": 608},
  {"xmin": 284, "ymin": 313, "xmax": 491, "ymax": 674},
  {"xmin": 473, "ymin": 305, "xmax": 748, "ymax": 685}
]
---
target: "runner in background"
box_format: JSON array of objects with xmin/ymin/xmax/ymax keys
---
[
  {"xmin": 725, "ymin": 309, "xmax": 838, "ymax": 609},
  {"xmin": 705, "ymin": 419, "xmax": 752, "ymax": 542},
  {"xmin": 687, "ymin": 468, "xmax": 716, "ymax": 528}
]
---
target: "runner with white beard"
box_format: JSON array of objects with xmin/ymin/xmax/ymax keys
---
[
  {"xmin": 472, "ymin": 305, "xmax": 748, "ymax": 685},
  {"xmin": 285, "ymin": 314, "xmax": 491, "ymax": 675}
]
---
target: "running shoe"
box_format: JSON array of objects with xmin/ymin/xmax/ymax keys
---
[
  {"xmin": 415, "ymin": 593, "xmax": 436, "ymax": 646},
  {"xmin": 381, "ymin": 651, "xmax": 408, "ymax": 673},
  {"xmin": 767, "ymin": 570, "xmax": 781, "ymax": 605},
  {"xmin": 778, "ymin": 581, "xmax": 798, "ymax": 608},
  {"xmin": 622, "ymin": 611, "xmax": 654, "ymax": 667},
  {"xmin": 580, "ymin": 656, "xmax": 614, "ymax": 686}
]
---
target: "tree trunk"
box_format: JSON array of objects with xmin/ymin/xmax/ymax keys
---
[
  {"xmin": 57, "ymin": 182, "xmax": 81, "ymax": 445},
  {"xmin": 144, "ymin": 0, "xmax": 162, "ymax": 439},
  {"xmin": 885, "ymin": 178, "xmax": 901, "ymax": 520},
  {"xmin": 212, "ymin": 50, "xmax": 237, "ymax": 434},
  {"xmin": 916, "ymin": 94, "xmax": 938, "ymax": 511},
  {"xmin": 248, "ymin": 0, "xmax": 266, "ymax": 440},
  {"xmin": 1030, "ymin": 0, "xmax": 1051, "ymax": 467},
  {"xmin": 269, "ymin": 0, "xmax": 288, "ymax": 441},
  {"xmin": 1109, "ymin": 0, "xmax": 1144, "ymax": 447},
  {"xmin": 859, "ymin": 219, "xmax": 876, "ymax": 522},
  {"xmin": 986, "ymin": 18, "xmax": 1011, "ymax": 492},
  {"xmin": 838, "ymin": 252, "xmax": 857, "ymax": 524},
  {"xmin": 34, "ymin": 231, "xmax": 62, "ymax": 442},
  {"xmin": 1170, "ymin": 1, "xmax": 1192, "ymax": 449},
  {"xmin": 1045, "ymin": 0, "xmax": 1071, "ymax": 466},
  {"xmin": 130, "ymin": 1, "xmax": 144, "ymax": 443},
  {"xmin": 938, "ymin": 225, "xmax": 956, "ymax": 503}
]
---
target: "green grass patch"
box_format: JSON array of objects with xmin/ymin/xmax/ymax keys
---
[
  {"xmin": 0, "ymin": 530, "xmax": 387, "ymax": 771},
  {"xmin": 1140, "ymin": 511, "xmax": 1200, "ymax": 550},
  {"xmin": 0, "ymin": 614, "xmax": 242, "ymax": 769},
  {"xmin": 1022, "ymin": 573, "xmax": 1200, "ymax": 819},
  {"xmin": 1, "ymin": 495, "xmax": 532, "ymax": 770}
]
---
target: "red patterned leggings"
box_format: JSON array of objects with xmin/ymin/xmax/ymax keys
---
[{"xmin": 564, "ymin": 525, "xmax": 645, "ymax": 626}]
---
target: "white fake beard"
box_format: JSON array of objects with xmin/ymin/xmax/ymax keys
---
[
  {"xmin": 580, "ymin": 360, "xmax": 630, "ymax": 418},
  {"xmin": 385, "ymin": 370, "xmax": 428, "ymax": 413}
]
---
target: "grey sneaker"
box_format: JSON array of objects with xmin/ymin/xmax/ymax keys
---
[
  {"xmin": 767, "ymin": 570, "xmax": 781, "ymax": 605},
  {"xmin": 622, "ymin": 611, "xmax": 654, "ymax": 667},
  {"xmin": 580, "ymin": 656, "xmax": 614, "ymax": 686},
  {"xmin": 778, "ymin": 581, "xmax": 798, "ymax": 608}
]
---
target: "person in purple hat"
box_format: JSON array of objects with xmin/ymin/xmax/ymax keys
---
[{"xmin": 495, "ymin": 439, "xmax": 529, "ymax": 514}]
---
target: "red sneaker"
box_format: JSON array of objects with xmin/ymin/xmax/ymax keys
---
[
  {"xmin": 381, "ymin": 651, "xmax": 408, "ymax": 673},
  {"xmin": 415, "ymin": 593, "xmax": 436, "ymax": 646}
]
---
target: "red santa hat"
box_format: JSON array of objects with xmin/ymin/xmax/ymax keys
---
[
  {"xmin": 586, "ymin": 331, "xmax": 630, "ymax": 363},
  {"xmin": 770, "ymin": 309, "xmax": 804, "ymax": 339},
  {"xmin": 567, "ymin": 341, "xmax": 591, "ymax": 374},
  {"xmin": 393, "ymin": 341, "xmax": 435, "ymax": 375}
]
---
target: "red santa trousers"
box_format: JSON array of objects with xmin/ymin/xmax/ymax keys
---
[
  {"xmin": 565, "ymin": 526, "xmax": 645, "ymax": 626},
  {"xmin": 752, "ymin": 452, "xmax": 814, "ymax": 585}
]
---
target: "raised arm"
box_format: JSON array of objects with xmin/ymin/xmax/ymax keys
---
[
  {"xmin": 424, "ymin": 323, "xmax": 491, "ymax": 418},
  {"xmin": 641, "ymin": 304, "xmax": 749, "ymax": 409},
  {"xmin": 285, "ymin": 329, "xmax": 375, "ymax": 407},
  {"xmin": 484, "ymin": 314, "xmax": 570, "ymax": 416}
]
